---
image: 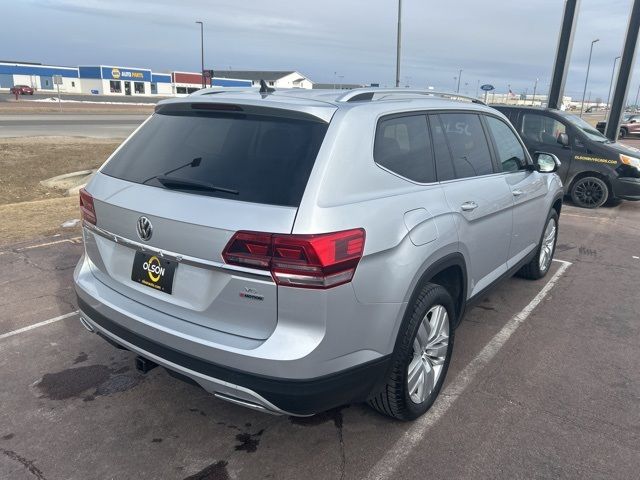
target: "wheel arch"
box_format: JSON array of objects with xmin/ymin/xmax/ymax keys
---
[
  {"xmin": 404, "ymin": 253, "xmax": 468, "ymax": 330},
  {"xmin": 552, "ymin": 194, "xmax": 563, "ymax": 217}
]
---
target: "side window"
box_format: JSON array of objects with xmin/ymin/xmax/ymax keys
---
[
  {"xmin": 439, "ymin": 113, "xmax": 494, "ymax": 179},
  {"xmin": 521, "ymin": 114, "xmax": 566, "ymax": 146},
  {"xmin": 485, "ymin": 116, "xmax": 527, "ymax": 172},
  {"xmin": 374, "ymin": 114, "xmax": 436, "ymax": 183},
  {"xmin": 429, "ymin": 115, "xmax": 455, "ymax": 181}
]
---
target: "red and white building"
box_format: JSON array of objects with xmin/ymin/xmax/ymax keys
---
[{"xmin": 171, "ymin": 71, "xmax": 252, "ymax": 94}]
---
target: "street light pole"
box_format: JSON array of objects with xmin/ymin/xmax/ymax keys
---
[
  {"xmin": 605, "ymin": 56, "xmax": 621, "ymax": 120},
  {"xmin": 195, "ymin": 21, "xmax": 204, "ymax": 88},
  {"xmin": 532, "ymin": 78, "xmax": 539, "ymax": 106},
  {"xmin": 456, "ymin": 68, "xmax": 462, "ymax": 93},
  {"xmin": 580, "ymin": 38, "xmax": 599, "ymax": 117},
  {"xmin": 395, "ymin": 0, "xmax": 402, "ymax": 88}
]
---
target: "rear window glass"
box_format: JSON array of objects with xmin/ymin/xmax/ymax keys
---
[
  {"xmin": 374, "ymin": 114, "xmax": 436, "ymax": 183},
  {"xmin": 101, "ymin": 109, "xmax": 328, "ymax": 207}
]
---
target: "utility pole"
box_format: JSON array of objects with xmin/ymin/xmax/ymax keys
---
[
  {"xmin": 395, "ymin": 0, "xmax": 402, "ymax": 88},
  {"xmin": 605, "ymin": 56, "xmax": 621, "ymax": 120},
  {"xmin": 580, "ymin": 38, "xmax": 599, "ymax": 117},
  {"xmin": 195, "ymin": 21, "xmax": 204, "ymax": 88},
  {"xmin": 456, "ymin": 68, "xmax": 462, "ymax": 93},
  {"xmin": 532, "ymin": 78, "xmax": 539, "ymax": 105}
]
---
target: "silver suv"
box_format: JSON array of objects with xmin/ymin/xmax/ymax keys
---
[{"xmin": 74, "ymin": 88, "xmax": 564, "ymax": 420}]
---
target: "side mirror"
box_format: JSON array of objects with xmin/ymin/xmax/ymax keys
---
[
  {"xmin": 533, "ymin": 152, "xmax": 561, "ymax": 173},
  {"xmin": 630, "ymin": 119, "xmax": 637, "ymax": 124},
  {"xmin": 557, "ymin": 132, "xmax": 569, "ymax": 147}
]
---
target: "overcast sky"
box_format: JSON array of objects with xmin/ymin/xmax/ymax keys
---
[{"xmin": 2, "ymin": 0, "xmax": 639, "ymax": 100}]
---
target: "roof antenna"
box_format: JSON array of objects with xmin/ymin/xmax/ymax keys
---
[{"xmin": 259, "ymin": 79, "xmax": 275, "ymax": 94}]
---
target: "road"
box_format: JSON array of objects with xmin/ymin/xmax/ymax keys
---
[
  {"xmin": 1, "ymin": 198, "xmax": 639, "ymax": 479},
  {"xmin": 0, "ymin": 91, "xmax": 166, "ymax": 104},
  {"xmin": 0, "ymin": 114, "xmax": 148, "ymax": 138}
]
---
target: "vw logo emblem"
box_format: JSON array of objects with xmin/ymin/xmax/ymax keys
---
[{"xmin": 136, "ymin": 216, "xmax": 153, "ymax": 241}]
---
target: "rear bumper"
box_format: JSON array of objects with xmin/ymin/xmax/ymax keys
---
[
  {"xmin": 613, "ymin": 176, "xmax": 640, "ymax": 201},
  {"xmin": 74, "ymin": 251, "xmax": 396, "ymax": 415},
  {"xmin": 77, "ymin": 296, "xmax": 390, "ymax": 415}
]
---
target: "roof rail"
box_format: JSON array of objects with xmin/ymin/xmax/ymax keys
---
[{"xmin": 336, "ymin": 88, "xmax": 486, "ymax": 105}]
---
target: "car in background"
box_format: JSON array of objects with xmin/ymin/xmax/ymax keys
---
[
  {"xmin": 596, "ymin": 114, "xmax": 640, "ymax": 139},
  {"xmin": 75, "ymin": 88, "xmax": 563, "ymax": 420},
  {"xmin": 495, "ymin": 105, "xmax": 640, "ymax": 208},
  {"xmin": 9, "ymin": 85, "xmax": 34, "ymax": 95}
]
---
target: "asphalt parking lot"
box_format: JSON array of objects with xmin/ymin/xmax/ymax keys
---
[{"xmin": 1, "ymin": 198, "xmax": 639, "ymax": 479}]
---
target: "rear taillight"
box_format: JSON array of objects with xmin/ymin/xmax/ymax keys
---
[
  {"xmin": 79, "ymin": 187, "xmax": 96, "ymax": 225},
  {"xmin": 222, "ymin": 229, "xmax": 366, "ymax": 289}
]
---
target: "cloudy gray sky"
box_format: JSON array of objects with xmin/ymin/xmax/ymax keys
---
[{"xmin": 1, "ymin": 0, "xmax": 638, "ymax": 100}]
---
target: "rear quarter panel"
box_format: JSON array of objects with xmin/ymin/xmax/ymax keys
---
[{"xmin": 293, "ymin": 107, "xmax": 460, "ymax": 354}]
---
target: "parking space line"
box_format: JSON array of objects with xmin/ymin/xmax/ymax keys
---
[
  {"xmin": 365, "ymin": 259, "xmax": 572, "ymax": 480},
  {"xmin": 562, "ymin": 213, "xmax": 610, "ymax": 221},
  {"xmin": 15, "ymin": 237, "xmax": 82, "ymax": 252},
  {"xmin": 0, "ymin": 311, "xmax": 79, "ymax": 341}
]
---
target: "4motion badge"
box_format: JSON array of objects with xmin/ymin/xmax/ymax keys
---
[{"xmin": 239, "ymin": 287, "xmax": 264, "ymax": 301}]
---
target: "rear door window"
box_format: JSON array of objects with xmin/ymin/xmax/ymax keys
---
[
  {"xmin": 439, "ymin": 113, "xmax": 495, "ymax": 178},
  {"xmin": 374, "ymin": 114, "xmax": 436, "ymax": 183},
  {"xmin": 429, "ymin": 115, "xmax": 455, "ymax": 181},
  {"xmin": 101, "ymin": 108, "xmax": 328, "ymax": 207},
  {"xmin": 485, "ymin": 116, "xmax": 528, "ymax": 172}
]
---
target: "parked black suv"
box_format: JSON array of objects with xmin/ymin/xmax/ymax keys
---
[{"xmin": 495, "ymin": 106, "xmax": 640, "ymax": 208}]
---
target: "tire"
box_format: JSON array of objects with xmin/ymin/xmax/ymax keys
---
[
  {"xmin": 619, "ymin": 128, "xmax": 627, "ymax": 139},
  {"xmin": 517, "ymin": 210, "xmax": 559, "ymax": 280},
  {"xmin": 368, "ymin": 283, "xmax": 455, "ymax": 420},
  {"xmin": 570, "ymin": 176, "xmax": 609, "ymax": 209}
]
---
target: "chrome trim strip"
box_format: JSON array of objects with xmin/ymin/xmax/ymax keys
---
[
  {"xmin": 79, "ymin": 317, "xmax": 94, "ymax": 332},
  {"xmin": 83, "ymin": 221, "xmax": 272, "ymax": 278},
  {"xmin": 213, "ymin": 393, "xmax": 280, "ymax": 415}
]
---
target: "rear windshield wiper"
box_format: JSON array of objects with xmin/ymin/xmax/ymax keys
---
[{"xmin": 155, "ymin": 175, "xmax": 239, "ymax": 195}]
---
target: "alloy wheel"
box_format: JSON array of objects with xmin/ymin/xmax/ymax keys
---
[
  {"xmin": 407, "ymin": 305, "xmax": 449, "ymax": 404},
  {"xmin": 574, "ymin": 179, "xmax": 605, "ymax": 207},
  {"xmin": 538, "ymin": 218, "xmax": 557, "ymax": 272}
]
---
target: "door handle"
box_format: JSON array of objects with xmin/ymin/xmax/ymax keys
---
[
  {"xmin": 460, "ymin": 201, "xmax": 478, "ymax": 212},
  {"xmin": 512, "ymin": 189, "xmax": 523, "ymax": 197}
]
